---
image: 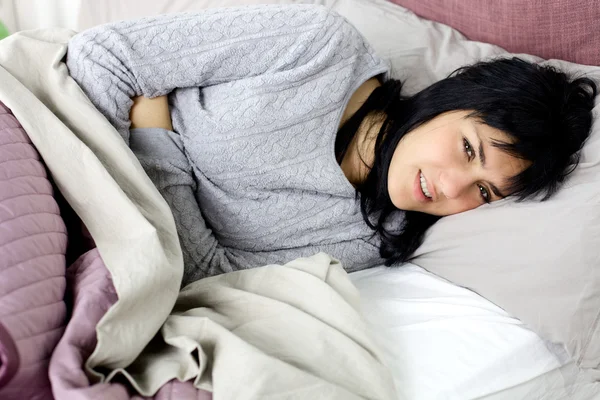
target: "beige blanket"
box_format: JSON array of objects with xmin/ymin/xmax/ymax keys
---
[{"xmin": 0, "ymin": 29, "xmax": 396, "ymax": 399}]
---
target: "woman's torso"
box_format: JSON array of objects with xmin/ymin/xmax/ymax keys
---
[{"xmin": 169, "ymin": 63, "xmax": 389, "ymax": 270}]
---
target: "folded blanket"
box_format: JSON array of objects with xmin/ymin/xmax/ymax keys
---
[
  {"xmin": 124, "ymin": 253, "xmax": 396, "ymax": 398},
  {"xmin": 50, "ymin": 248, "xmax": 213, "ymax": 400},
  {"xmin": 0, "ymin": 29, "xmax": 396, "ymax": 399}
]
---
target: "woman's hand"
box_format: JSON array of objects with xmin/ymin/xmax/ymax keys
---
[{"xmin": 130, "ymin": 95, "xmax": 173, "ymax": 131}]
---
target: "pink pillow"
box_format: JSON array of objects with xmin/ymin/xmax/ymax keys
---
[
  {"xmin": 0, "ymin": 102, "xmax": 68, "ymax": 399},
  {"xmin": 390, "ymin": 0, "xmax": 600, "ymax": 66}
]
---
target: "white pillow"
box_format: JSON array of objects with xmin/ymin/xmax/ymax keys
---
[
  {"xmin": 349, "ymin": 264, "xmax": 570, "ymax": 400},
  {"xmin": 330, "ymin": 0, "xmax": 600, "ymax": 382}
]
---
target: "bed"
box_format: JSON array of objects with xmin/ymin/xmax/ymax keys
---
[{"xmin": 0, "ymin": 0, "xmax": 599, "ymax": 399}]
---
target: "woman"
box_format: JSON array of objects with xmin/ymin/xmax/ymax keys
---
[{"xmin": 66, "ymin": 4, "xmax": 597, "ymax": 286}]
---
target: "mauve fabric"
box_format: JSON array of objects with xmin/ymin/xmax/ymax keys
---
[
  {"xmin": 390, "ymin": 0, "xmax": 600, "ymax": 66},
  {"xmin": 0, "ymin": 322, "xmax": 18, "ymax": 389},
  {"xmin": 49, "ymin": 248, "xmax": 213, "ymax": 400},
  {"xmin": 0, "ymin": 101, "xmax": 68, "ymax": 399}
]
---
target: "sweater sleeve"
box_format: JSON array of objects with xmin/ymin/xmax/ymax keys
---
[
  {"xmin": 65, "ymin": 4, "xmax": 350, "ymax": 143},
  {"xmin": 129, "ymin": 128, "xmax": 235, "ymax": 285}
]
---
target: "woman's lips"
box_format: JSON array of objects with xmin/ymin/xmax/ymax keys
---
[{"xmin": 414, "ymin": 170, "xmax": 432, "ymax": 203}]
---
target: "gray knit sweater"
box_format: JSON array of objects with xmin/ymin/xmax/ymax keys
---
[{"xmin": 66, "ymin": 4, "xmax": 396, "ymax": 285}]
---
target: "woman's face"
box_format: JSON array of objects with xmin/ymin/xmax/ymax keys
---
[{"xmin": 387, "ymin": 110, "xmax": 530, "ymax": 216}]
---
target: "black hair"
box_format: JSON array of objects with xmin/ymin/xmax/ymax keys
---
[{"xmin": 335, "ymin": 57, "xmax": 597, "ymax": 266}]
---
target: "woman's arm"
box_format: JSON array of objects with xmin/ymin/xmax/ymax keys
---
[
  {"xmin": 127, "ymin": 93, "xmax": 236, "ymax": 282},
  {"xmin": 129, "ymin": 127, "xmax": 236, "ymax": 284},
  {"xmin": 65, "ymin": 5, "xmax": 342, "ymax": 143},
  {"xmin": 130, "ymin": 95, "xmax": 173, "ymax": 131}
]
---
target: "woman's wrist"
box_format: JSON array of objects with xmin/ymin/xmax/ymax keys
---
[{"xmin": 130, "ymin": 95, "xmax": 173, "ymax": 131}]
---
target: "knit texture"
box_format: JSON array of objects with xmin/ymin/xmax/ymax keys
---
[{"xmin": 66, "ymin": 4, "xmax": 394, "ymax": 285}]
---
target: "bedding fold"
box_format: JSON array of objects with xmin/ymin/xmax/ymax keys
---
[
  {"xmin": 120, "ymin": 253, "xmax": 396, "ymax": 398},
  {"xmin": 0, "ymin": 28, "xmax": 396, "ymax": 399},
  {"xmin": 0, "ymin": 28, "xmax": 184, "ymax": 376}
]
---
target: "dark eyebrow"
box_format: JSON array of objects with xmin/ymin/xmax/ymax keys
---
[
  {"xmin": 473, "ymin": 123, "xmax": 507, "ymax": 199},
  {"xmin": 489, "ymin": 183, "xmax": 506, "ymax": 199},
  {"xmin": 478, "ymin": 138, "xmax": 486, "ymax": 168}
]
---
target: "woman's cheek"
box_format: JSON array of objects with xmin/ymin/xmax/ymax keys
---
[
  {"xmin": 461, "ymin": 196, "xmax": 483, "ymax": 213},
  {"xmin": 444, "ymin": 196, "xmax": 481, "ymax": 215}
]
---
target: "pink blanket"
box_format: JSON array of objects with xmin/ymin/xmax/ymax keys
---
[{"xmin": 49, "ymin": 248, "xmax": 212, "ymax": 400}]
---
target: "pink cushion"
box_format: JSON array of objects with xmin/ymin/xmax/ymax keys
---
[
  {"xmin": 0, "ymin": 101, "xmax": 68, "ymax": 399},
  {"xmin": 390, "ymin": 0, "xmax": 600, "ymax": 66}
]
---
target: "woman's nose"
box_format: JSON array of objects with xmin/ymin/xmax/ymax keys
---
[{"xmin": 439, "ymin": 170, "xmax": 471, "ymax": 199}]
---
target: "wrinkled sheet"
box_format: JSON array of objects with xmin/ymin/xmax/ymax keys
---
[
  {"xmin": 0, "ymin": 28, "xmax": 395, "ymax": 399},
  {"xmin": 123, "ymin": 253, "xmax": 396, "ymax": 399}
]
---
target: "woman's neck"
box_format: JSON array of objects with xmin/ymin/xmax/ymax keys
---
[
  {"xmin": 338, "ymin": 77, "xmax": 384, "ymax": 187},
  {"xmin": 340, "ymin": 114, "xmax": 384, "ymax": 186},
  {"xmin": 338, "ymin": 77, "xmax": 382, "ymax": 129}
]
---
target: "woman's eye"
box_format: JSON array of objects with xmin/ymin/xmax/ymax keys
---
[
  {"xmin": 463, "ymin": 138, "xmax": 474, "ymax": 161},
  {"xmin": 478, "ymin": 184, "xmax": 491, "ymax": 203}
]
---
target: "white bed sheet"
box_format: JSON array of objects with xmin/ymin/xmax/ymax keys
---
[{"xmin": 350, "ymin": 264, "xmax": 598, "ymax": 399}]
